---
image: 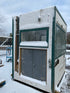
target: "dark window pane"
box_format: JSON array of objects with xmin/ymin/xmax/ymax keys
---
[
  {"xmin": 21, "ymin": 49, "xmax": 46, "ymax": 81},
  {"xmin": 21, "ymin": 30, "xmax": 47, "ymax": 41},
  {"xmin": 55, "ymin": 26, "xmax": 66, "ymax": 59}
]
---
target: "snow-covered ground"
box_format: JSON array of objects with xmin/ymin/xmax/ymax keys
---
[
  {"xmin": 0, "ymin": 50, "xmax": 70, "ymax": 93},
  {"xmin": 65, "ymin": 55, "xmax": 70, "ymax": 66},
  {"xmin": 60, "ymin": 54, "xmax": 70, "ymax": 93},
  {"xmin": 0, "ymin": 50, "xmax": 43, "ymax": 93},
  {"xmin": 0, "ymin": 50, "xmax": 6, "ymax": 56}
]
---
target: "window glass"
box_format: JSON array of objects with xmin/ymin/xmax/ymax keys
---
[
  {"xmin": 21, "ymin": 29, "xmax": 47, "ymax": 42},
  {"xmin": 55, "ymin": 26, "xmax": 66, "ymax": 59}
]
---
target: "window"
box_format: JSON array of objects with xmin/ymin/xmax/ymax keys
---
[
  {"xmin": 20, "ymin": 29, "xmax": 48, "ymax": 42},
  {"xmin": 21, "ymin": 48, "xmax": 46, "ymax": 81},
  {"xmin": 55, "ymin": 25, "xmax": 66, "ymax": 59}
]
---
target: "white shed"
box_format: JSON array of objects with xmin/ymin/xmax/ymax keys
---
[{"xmin": 12, "ymin": 6, "xmax": 67, "ymax": 93}]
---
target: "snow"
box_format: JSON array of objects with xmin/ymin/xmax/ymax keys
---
[
  {"xmin": 65, "ymin": 55, "xmax": 70, "ymax": 66},
  {"xmin": 21, "ymin": 74, "xmax": 46, "ymax": 86},
  {"xmin": 0, "ymin": 50, "xmax": 70, "ymax": 93},
  {"xmin": 0, "ymin": 50, "xmax": 6, "ymax": 56},
  {"xmin": 66, "ymin": 50, "xmax": 70, "ymax": 52},
  {"xmin": 0, "ymin": 80, "xmax": 42, "ymax": 93},
  {"xmin": 59, "ymin": 53, "xmax": 70, "ymax": 93},
  {"xmin": 0, "ymin": 55, "xmax": 12, "ymax": 83},
  {"xmin": 66, "ymin": 44, "xmax": 70, "ymax": 47},
  {"xmin": 20, "ymin": 41, "xmax": 48, "ymax": 47},
  {"xmin": 0, "ymin": 50, "xmax": 43, "ymax": 93},
  {"xmin": 0, "ymin": 79, "xmax": 5, "ymax": 83},
  {"xmin": 55, "ymin": 73, "xmax": 66, "ymax": 92}
]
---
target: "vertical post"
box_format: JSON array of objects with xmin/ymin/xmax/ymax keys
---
[
  {"xmin": 6, "ymin": 48, "xmax": 7, "ymax": 62},
  {"xmin": 19, "ymin": 48, "xmax": 21, "ymax": 75},
  {"xmin": 51, "ymin": 7, "xmax": 56, "ymax": 93},
  {"xmin": 14, "ymin": 16, "xmax": 19, "ymax": 72},
  {"xmin": 12, "ymin": 18, "xmax": 14, "ymax": 79}
]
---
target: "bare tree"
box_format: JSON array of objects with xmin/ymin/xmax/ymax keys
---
[
  {"xmin": 0, "ymin": 15, "xmax": 7, "ymax": 36},
  {"xmin": 67, "ymin": 32, "xmax": 70, "ymax": 44}
]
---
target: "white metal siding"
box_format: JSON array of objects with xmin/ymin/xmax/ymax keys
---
[
  {"xmin": 56, "ymin": 11, "xmax": 67, "ymax": 31},
  {"xmin": 55, "ymin": 55, "xmax": 65, "ymax": 86}
]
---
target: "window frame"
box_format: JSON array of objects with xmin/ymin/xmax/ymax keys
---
[
  {"xmin": 55, "ymin": 24, "xmax": 66, "ymax": 59},
  {"xmin": 19, "ymin": 27, "xmax": 49, "ymax": 48}
]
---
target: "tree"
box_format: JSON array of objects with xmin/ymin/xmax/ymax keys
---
[
  {"xmin": 0, "ymin": 15, "xmax": 7, "ymax": 36},
  {"xmin": 67, "ymin": 32, "xmax": 70, "ymax": 44}
]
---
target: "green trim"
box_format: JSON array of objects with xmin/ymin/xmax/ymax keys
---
[
  {"xmin": 16, "ymin": 17, "xmax": 19, "ymax": 59},
  {"xmin": 51, "ymin": 7, "xmax": 67, "ymax": 93},
  {"xmin": 12, "ymin": 18, "xmax": 14, "ymax": 79},
  {"xmin": 46, "ymin": 28, "xmax": 49, "ymax": 46},
  {"xmin": 55, "ymin": 24, "xmax": 66, "ymax": 59},
  {"xmin": 20, "ymin": 27, "xmax": 49, "ymax": 47},
  {"xmin": 55, "ymin": 6, "xmax": 67, "ymax": 26},
  {"xmin": 20, "ymin": 27, "xmax": 49, "ymax": 32},
  {"xmin": 19, "ymin": 31, "xmax": 21, "ymax": 43},
  {"xmin": 19, "ymin": 45, "xmax": 48, "ymax": 48},
  {"xmin": 56, "ymin": 24, "xmax": 66, "ymax": 33},
  {"xmin": 55, "ymin": 51, "xmax": 66, "ymax": 59},
  {"xmin": 51, "ymin": 7, "xmax": 56, "ymax": 93}
]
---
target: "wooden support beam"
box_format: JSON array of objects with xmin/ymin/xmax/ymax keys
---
[
  {"xmin": 19, "ymin": 48, "xmax": 22, "ymax": 75},
  {"xmin": 55, "ymin": 90, "xmax": 60, "ymax": 93}
]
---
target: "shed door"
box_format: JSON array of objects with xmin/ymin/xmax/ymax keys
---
[{"xmin": 21, "ymin": 49, "xmax": 47, "ymax": 81}]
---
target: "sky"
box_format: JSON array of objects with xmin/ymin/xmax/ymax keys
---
[{"xmin": 0, "ymin": 0, "xmax": 70, "ymax": 36}]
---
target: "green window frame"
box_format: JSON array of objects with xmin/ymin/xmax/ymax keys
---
[
  {"xmin": 19, "ymin": 27, "xmax": 49, "ymax": 48},
  {"xmin": 55, "ymin": 24, "xmax": 66, "ymax": 59}
]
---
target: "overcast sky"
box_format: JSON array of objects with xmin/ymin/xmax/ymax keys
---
[{"xmin": 0, "ymin": 0, "xmax": 70, "ymax": 35}]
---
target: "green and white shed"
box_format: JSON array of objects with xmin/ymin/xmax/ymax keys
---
[{"xmin": 12, "ymin": 6, "xmax": 67, "ymax": 93}]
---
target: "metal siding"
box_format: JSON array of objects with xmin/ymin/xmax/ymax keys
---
[
  {"xmin": 19, "ymin": 7, "xmax": 54, "ymax": 30},
  {"xmin": 56, "ymin": 10, "xmax": 67, "ymax": 31}
]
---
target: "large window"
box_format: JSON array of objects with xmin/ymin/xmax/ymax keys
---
[
  {"xmin": 55, "ymin": 25, "xmax": 66, "ymax": 59},
  {"xmin": 21, "ymin": 48, "xmax": 46, "ymax": 81},
  {"xmin": 20, "ymin": 29, "xmax": 48, "ymax": 42}
]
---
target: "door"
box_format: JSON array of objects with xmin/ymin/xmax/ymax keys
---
[{"xmin": 21, "ymin": 48, "xmax": 47, "ymax": 81}]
